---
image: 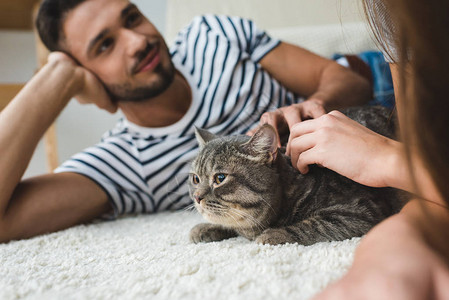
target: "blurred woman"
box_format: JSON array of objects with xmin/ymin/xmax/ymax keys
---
[
  {"xmin": 261, "ymin": 0, "xmax": 449, "ymax": 298},
  {"xmin": 309, "ymin": 0, "xmax": 449, "ymax": 298}
]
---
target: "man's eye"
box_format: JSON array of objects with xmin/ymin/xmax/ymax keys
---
[
  {"xmin": 125, "ymin": 12, "xmax": 142, "ymax": 28},
  {"xmin": 98, "ymin": 38, "xmax": 114, "ymax": 54}
]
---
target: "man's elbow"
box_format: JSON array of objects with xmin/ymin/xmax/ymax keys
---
[
  {"xmin": 0, "ymin": 219, "xmax": 13, "ymax": 244},
  {"xmin": 342, "ymin": 56, "xmax": 374, "ymax": 104},
  {"xmin": 0, "ymin": 215, "xmax": 22, "ymax": 244},
  {"xmin": 356, "ymin": 73, "xmax": 374, "ymax": 105}
]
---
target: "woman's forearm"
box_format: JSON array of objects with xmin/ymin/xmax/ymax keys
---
[
  {"xmin": 313, "ymin": 199, "xmax": 449, "ymax": 300},
  {"xmin": 384, "ymin": 140, "xmax": 446, "ymax": 205}
]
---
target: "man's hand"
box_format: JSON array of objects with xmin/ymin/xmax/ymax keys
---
[
  {"xmin": 47, "ymin": 52, "xmax": 117, "ymax": 113},
  {"xmin": 247, "ymin": 99, "xmax": 326, "ymax": 146},
  {"xmin": 286, "ymin": 110, "xmax": 401, "ymax": 187}
]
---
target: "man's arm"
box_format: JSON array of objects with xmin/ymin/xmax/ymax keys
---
[
  {"xmin": 252, "ymin": 42, "xmax": 371, "ymax": 138},
  {"xmin": 0, "ymin": 54, "xmax": 114, "ymax": 242},
  {"xmin": 0, "ymin": 173, "xmax": 111, "ymax": 242},
  {"xmin": 259, "ymin": 42, "xmax": 372, "ymax": 111}
]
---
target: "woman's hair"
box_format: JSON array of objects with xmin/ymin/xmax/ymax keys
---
[{"xmin": 363, "ymin": 0, "xmax": 449, "ymax": 206}]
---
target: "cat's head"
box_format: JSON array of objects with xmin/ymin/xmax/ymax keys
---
[{"xmin": 189, "ymin": 125, "xmax": 281, "ymax": 230}]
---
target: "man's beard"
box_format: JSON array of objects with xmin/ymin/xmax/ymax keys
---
[
  {"xmin": 106, "ymin": 62, "xmax": 175, "ymax": 102},
  {"xmin": 106, "ymin": 42, "xmax": 176, "ymax": 102}
]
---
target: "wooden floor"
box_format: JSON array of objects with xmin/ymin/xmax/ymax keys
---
[{"xmin": 0, "ymin": 84, "xmax": 24, "ymax": 110}]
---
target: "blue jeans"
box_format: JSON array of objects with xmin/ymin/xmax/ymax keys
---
[{"xmin": 333, "ymin": 51, "xmax": 395, "ymax": 108}]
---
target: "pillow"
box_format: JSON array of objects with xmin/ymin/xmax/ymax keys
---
[{"xmin": 267, "ymin": 22, "xmax": 379, "ymax": 58}]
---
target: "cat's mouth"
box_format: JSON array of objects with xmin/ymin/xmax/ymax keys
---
[{"xmin": 198, "ymin": 203, "xmax": 248, "ymax": 227}]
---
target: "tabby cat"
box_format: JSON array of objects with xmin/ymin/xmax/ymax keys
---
[{"xmin": 189, "ymin": 106, "xmax": 405, "ymax": 245}]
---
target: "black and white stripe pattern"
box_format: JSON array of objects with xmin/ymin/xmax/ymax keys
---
[{"xmin": 55, "ymin": 15, "xmax": 303, "ymax": 218}]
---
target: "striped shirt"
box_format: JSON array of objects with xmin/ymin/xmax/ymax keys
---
[{"xmin": 55, "ymin": 15, "xmax": 304, "ymax": 218}]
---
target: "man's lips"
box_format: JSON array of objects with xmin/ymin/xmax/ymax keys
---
[{"xmin": 134, "ymin": 44, "xmax": 160, "ymax": 74}]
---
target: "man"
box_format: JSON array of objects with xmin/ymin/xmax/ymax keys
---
[{"xmin": 0, "ymin": 0, "xmax": 371, "ymax": 242}]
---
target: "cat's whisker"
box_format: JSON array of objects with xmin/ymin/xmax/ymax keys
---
[
  {"xmin": 225, "ymin": 212, "xmax": 246, "ymax": 233},
  {"xmin": 256, "ymin": 197, "xmax": 277, "ymax": 216},
  {"xmin": 201, "ymin": 205, "xmax": 247, "ymax": 232},
  {"xmin": 203, "ymin": 204, "xmax": 225, "ymax": 214},
  {"xmin": 207, "ymin": 208, "xmax": 228, "ymax": 217},
  {"xmin": 239, "ymin": 210, "xmax": 267, "ymax": 233},
  {"xmin": 182, "ymin": 204, "xmax": 196, "ymax": 212},
  {"xmin": 204, "ymin": 199, "xmax": 267, "ymax": 234},
  {"xmin": 229, "ymin": 210, "xmax": 259, "ymax": 238},
  {"xmin": 229, "ymin": 207, "xmax": 265, "ymax": 233},
  {"xmin": 206, "ymin": 202, "xmax": 228, "ymax": 211}
]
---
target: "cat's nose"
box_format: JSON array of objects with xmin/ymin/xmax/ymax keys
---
[{"xmin": 194, "ymin": 194, "xmax": 203, "ymax": 204}]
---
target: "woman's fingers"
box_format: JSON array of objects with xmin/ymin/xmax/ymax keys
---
[
  {"xmin": 286, "ymin": 118, "xmax": 320, "ymax": 155},
  {"xmin": 291, "ymin": 133, "xmax": 320, "ymax": 174},
  {"xmin": 247, "ymin": 100, "xmax": 327, "ymax": 144}
]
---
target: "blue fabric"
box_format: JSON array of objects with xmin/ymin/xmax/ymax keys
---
[{"xmin": 334, "ymin": 51, "xmax": 396, "ymax": 108}]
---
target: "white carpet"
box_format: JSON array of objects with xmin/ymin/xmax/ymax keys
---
[{"xmin": 0, "ymin": 210, "xmax": 360, "ymax": 300}]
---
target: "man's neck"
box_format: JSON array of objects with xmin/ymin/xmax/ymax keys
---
[{"xmin": 118, "ymin": 70, "xmax": 191, "ymax": 128}]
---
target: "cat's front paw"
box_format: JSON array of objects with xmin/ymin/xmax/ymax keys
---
[
  {"xmin": 189, "ymin": 223, "xmax": 237, "ymax": 243},
  {"xmin": 255, "ymin": 228, "xmax": 297, "ymax": 245}
]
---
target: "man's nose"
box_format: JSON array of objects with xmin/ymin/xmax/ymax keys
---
[{"xmin": 123, "ymin": 29, "xmax": 147, "ymax": 57}]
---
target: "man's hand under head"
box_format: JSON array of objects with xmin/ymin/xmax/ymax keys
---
[
  {"xmin": 48, "ymin": 52, "xmax": 118, "ymax": 113},
  {"xmin": 0, "ymin": 49, "xmax": 115, "ymax": 243}
]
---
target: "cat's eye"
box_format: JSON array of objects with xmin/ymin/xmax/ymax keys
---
[
  {"xmin": 214, "ymin": 173, "xmax": 227, "ymax": 185},
  {"xmin": 191, "ymin": 174, "xmax": 200, "ymax": 185}
]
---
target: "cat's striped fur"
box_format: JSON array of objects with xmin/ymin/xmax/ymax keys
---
[{"xmin": 189, "ymin": 106, "xmax": 405, "ymax": 245}]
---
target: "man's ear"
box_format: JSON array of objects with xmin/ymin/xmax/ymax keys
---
[
  {"xmin": 243, "ymin": 124, "xmax": 278, "ymax": 162},
  {"xmin": 194, "ymin": 126, "xmax": 217, "ymax": 149}
]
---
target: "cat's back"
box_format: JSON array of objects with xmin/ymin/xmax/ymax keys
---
[{"xmin": 341, "ymin": 106, "xmax": 396, "ymax": 139}]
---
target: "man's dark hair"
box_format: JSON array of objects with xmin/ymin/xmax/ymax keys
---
[{"xmin": 36, "ymin": 0, "xmax": 87, "ymax": 52}]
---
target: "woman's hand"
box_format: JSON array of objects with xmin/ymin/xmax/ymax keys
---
[
  {"xmin": 287, "ymin": 110, "xmax": 402, "ymax": 187},
  {"xmin": 247, "ymin": 99, "xmax": 327, "ymax": 146},
  {"xmin": 47, "ymin": 52, "xmax": 117, "ymax": 113}
]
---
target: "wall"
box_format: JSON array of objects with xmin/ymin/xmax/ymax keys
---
[{"xmin": 165, "ymin": 0, "xmax": 366, "ymax": 43}]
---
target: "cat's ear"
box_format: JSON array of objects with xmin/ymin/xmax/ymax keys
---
[
  {"xmin": 194, "ymin": 127, "xmax": 218, "ymax": 148},
  {"xmin": 244, "ymin": 124, "xmax": 278, "ymax": 162}
]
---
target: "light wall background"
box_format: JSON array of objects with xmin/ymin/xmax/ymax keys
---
[{"xmin": 0, "ymin": 0, "xmax": 367, "ymax": 178}]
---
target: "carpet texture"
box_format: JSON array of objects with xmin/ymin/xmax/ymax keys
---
[{"xmin": 0, "ymin": 211, "xmax": 360, "ymax": 300}]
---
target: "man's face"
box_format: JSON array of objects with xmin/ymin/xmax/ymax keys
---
[{"xmin": 63, "ymin": 0, "xmax": 175, "ymax": 101}]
